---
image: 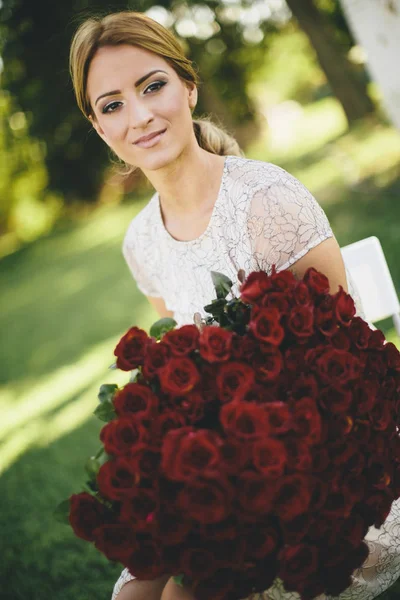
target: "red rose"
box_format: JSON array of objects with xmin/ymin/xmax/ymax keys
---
[
  {"xmin": 125, "ymin": 539, "xmax": 164, "ymax": 579},
  {"xmin": 292, "ymin": 282, "xmax": 312, "ymax": 307},
  {"xmin": 353, "ymin": 381, "xmax": 378, "ymax": 414},
  {"xmin": 279, "ymin": 544, "xmax": 318, "ymax": 588},
  {"xmin": 370, "ymin": 400, "xmax": 393, "ymax": 431},
  {"xmin": 287, "ymin": 305, "xmax": 314, "ymax": 339},
  {"xmin": 347, "ymin": 317, "xmax": 371, "ymax": 349},
  {"xmin": 240, "ymin": 382, "xmax": 277, "ymax": 405},
  {"xmin": 315, "ymin": 295, "xmax": 338, "ymax": 337},
  {"xmin": 293, "ymin": 397, "xmax": 321, "ymax": 444},
  {"xmin": 220, "ymin": 401, "xmax": 268, "ymax": 441},
  {"xmin": 163, "ymin": 324, "xmax": 199, "ymax": 356},
  {"xmin": 252, "ymin": 437, "xmax": 287, "ymax": 477},
  {"xmin": 220, "ymin": 438, "xmax": 249, "ymax": 474},
  {"xmin": 100, "ymin": 417, "xmax": 148, "ymax": 456},
  {"xmin": 231, "ymin": 334, "xmax": 258, "ymax": 361},
  {"xmin": 161, "ymin": 428, "xmax": 222, "ymax": 481},
  {"xmin": 368, "ymin": 329, "xmax": 386, "ymax": 350},
  {"xmin": 97, "ymin": 457, "xmax": 138, "ymax": 500},
  {"xmin": 93, "ymin": 524, "xmax": 137, "ymax": 562},
  {"xmin": 244, "ymin": 521, "xmax": 280, "ymax": 560},
  {"xmin": 249, "ymin": 308, "xmax": 284, "ymax": 345},
  {"xmin": 128, "ymin": 444, "xmax": 161, "ymax": 478},
  {"xmin": 291, "ymin": 374, "xmax": 318, "ymax": 400},
  {"xmin": 274, "ymin": 474, "xmax": 312, "ymax": 521},
  {"xmin": 69, "ymin": 492, "xmax": 111, "ymax": 541},
  {"xmin": 114, "ymin": 326, "xmax": 153, "ymax": 370},
  {"xmin": 237, "ymin": 471, "xmax": 277, "ymax": 515},
  {"xmin": 384, "ymin": 342, "xmax": 400, "ymax": 371},
  {"xmin": 120, "ymin": 486, "xmax": 159, "ymax": 523},
  {"xmin": 263, "ymin": 402, "xmax": 291, "ymax": 435},
  {"xmin": 167, "ymin": 390, "xmax": 206, "ymax": 423},
  {"xmin": 181, "ymin": 546, "xmax": 218, "ymax": 580},
  {"xmin": 253, "ymin": 348, "xmax": 283, "ymax": 383},
  {"xmin": 159, "ymin": 357, "xmax": 200, "ymax": 396},
  {"xmin": 270, "ymin": 268, "xmax": 297, "ymax": 292},
  {"xmin": 177, "ymin": 477, "xmax": 233, "ymax": 524},
  {"xmin": 331, "ymin": 328, "xmax": 352, "ymax": 351},
  {"xmin": 333, "ymin": 287, "xmax": 356, "ymax": 326},
  {"xmin": 113, "ymin": 383, "xmax": 158, "ymax": 417},
  {"xmin": 319, "ymin": 386, "xmax": 353, "ymax": 414},
  {"xmin": 261, "ymin": 292, "xmax": 290, "ymax": 314},
  {"xmin": 316, "ymin": 348, "xmax": 360, "ymax": 385},
  {"xmin": 285, "ymin": 346, "xmax": 308, "ymax": 372},
  {"xmin": 142, "ymin": 342, "xmax": 170, "ymax": 379},
  {"xmin": 285, "ymin": 438, "xmax": 312, "ymax": 471},
  {"xmin": 303, "ymin": 267, "xmax": 330, "ymax": 295},
  {"xmin": 362, "ymin": 489, "xmax": 394, "ymax": 527},
  {"xmin": 153, "ymin": 410, "xmax": 188, "ymax": 439},
  {"xmin": 240, "ymin": 271, "xmax": 271, "ymax": 304},
  {"xmin": 366, "ymin": 352, "xmax": 388, "ymax": 377},
  {"xmin": 216, "ymin": 361, "xmax": 255, "ymax": 403},
  {"xmin": 157, "ymin": 511, "xmax": 191, "ymax": 544},
  {"xmin": 322, "ymin": 487, "xmax": 357, "ymax": 519},
  {"xmin": 199, "ymin": 327, "xmax": 233, "ymax": 362}
]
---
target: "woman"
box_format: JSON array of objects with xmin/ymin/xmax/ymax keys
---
[{"xmin": 69, "ymin": 11, "xmax": 400, "ymax": 600}]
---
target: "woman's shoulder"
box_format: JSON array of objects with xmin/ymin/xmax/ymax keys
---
[
  {"xmin": 225, "ymin": 155, "xmax": 294, "ymax": 188},
  {"xmin": 123, "ymin": 192, "xmax": 159, "ymax": 253}
]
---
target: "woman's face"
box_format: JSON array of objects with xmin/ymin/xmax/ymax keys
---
[{"xmin": 87, "ymin": 44, "xmax": 198, "ymax": 172}]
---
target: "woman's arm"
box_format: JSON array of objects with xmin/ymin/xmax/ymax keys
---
[
  {"xmin": 147, "ymin": 296, "xmax": 175, "ymax": 319},
  {"xmin": 288, "ymin": 237, "xmax": 348, "ymax": 293},
  {"xmin": 115, "ymin": 576, "xmax": 170, "ymax": 600}
]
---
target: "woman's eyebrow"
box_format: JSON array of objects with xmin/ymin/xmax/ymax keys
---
[{"xmin": 94, "ymin": 70, "xmax": 168, "ymax": 106}]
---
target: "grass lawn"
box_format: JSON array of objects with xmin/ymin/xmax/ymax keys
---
[{"xmin": 1, "ymin": 96, "xmax": 400, "ymax": 599}]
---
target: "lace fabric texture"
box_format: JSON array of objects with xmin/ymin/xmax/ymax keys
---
[
  {"xmin": 115, "ymin": 156, "xmax": 400, "ymax": 598},
  {"xmin": 123, "ymin": 156, "xmax": 336, "ymax": 326}
]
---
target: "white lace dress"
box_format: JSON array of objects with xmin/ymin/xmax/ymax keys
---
[{"xmin": 113, "ymin": 156, "xmax": 400, "ymax": 600}]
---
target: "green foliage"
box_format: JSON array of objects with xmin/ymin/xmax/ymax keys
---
[{"xmin": 150, "ymin": 317, "xmax": 177, "ymax": 339}]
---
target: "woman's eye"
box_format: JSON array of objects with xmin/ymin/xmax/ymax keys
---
[
  {"xmin": 102, "ymin": 101, "xmax": 122, "ymax": 114},
  {"xmin": 144, "ymin": 81, "xmax": 166, "ymax": 94}
]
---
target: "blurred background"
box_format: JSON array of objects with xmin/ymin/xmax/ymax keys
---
[{"xmin": 1, "ymin": 0, "xmax": 400, "ymax": 598}]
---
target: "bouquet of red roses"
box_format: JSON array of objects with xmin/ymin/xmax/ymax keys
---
[{"xmin": 61, "ymin": 267, "xmax": 400, "ymax": 600}]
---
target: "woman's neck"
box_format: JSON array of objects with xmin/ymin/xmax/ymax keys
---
[{"xmin": 143, "ymin": 146, "xmax": 226, "ymax": 217}]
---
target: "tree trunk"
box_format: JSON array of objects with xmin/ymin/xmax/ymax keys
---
[
  {"xmin": 285, "ymin": 0, "xmax": 375, "ymax": 124},
  {"xmin": 339, "ymin": 0, "xmax": 400, "ymax": 131}
]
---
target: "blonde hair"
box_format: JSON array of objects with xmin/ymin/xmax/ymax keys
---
[{"xmin": 69, "ymin": 11, "xmax": 242, "ymax": 160}]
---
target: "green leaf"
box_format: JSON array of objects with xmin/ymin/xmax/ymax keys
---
[
  {"xmin": 211, "ymin": 271, "xmax": 233, "ymax": 299},
  {"xmin": 98, "ymin": 383, "xmax": 118, "ymax": 404},
  {"xmin": 53, "ymin": 499, "xmax": 71, "ymax": 525},
  {"xmin": 94, "ymin": 400, "xmax": 116, "ymax": 422},
  {"xmin": 204, "ymin": 298, "xmax": 227, "ymax": 318},
  {"xmin": 150, "ymin": 317, "xmax": 177, "ymax": 340},
  {"xmin": 173, "ymin": 574, "xmax": 185, "ymax": 587},
  {"xmin": 85, "ymin": 456, "xmax": 101, "ymax": 478}
]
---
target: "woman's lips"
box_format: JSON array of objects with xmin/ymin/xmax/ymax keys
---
[{"xmin": 133, "ymin": 129, "xmax": 166, "ymax": 149}]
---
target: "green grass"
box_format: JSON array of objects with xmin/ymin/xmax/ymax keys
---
[{"xmin": 1, "ymin": 96, "xmax": 400, "ymax": 599}]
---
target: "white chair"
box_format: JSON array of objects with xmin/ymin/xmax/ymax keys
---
[{"xmin": 341, "ymin": 236, "xmax": 400, "ymax": 337}]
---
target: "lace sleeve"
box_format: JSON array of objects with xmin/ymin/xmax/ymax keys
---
[
  {"xmin": 122, "ymin": 241, "xmax": 160, "ymax": 298},
  {"xmin": 247, "ymin": 166, "xmax": 333, "ymax": 274}
]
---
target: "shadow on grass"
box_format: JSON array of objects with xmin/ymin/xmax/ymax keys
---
[{"xmin": 0, "ymin": 417, "xmax": 123, "ymax": 600}]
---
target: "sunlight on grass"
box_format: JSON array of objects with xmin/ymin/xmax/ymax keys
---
[{"xmin": 0, "ymin": 302, "xmax": 157, "ymax": 475}]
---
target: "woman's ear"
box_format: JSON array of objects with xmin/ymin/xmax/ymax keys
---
[{"xmin": 187, "ymin": 83, "xmax": 198, "ymax": 111}]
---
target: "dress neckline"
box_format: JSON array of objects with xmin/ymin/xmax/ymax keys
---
[{"xmin": 154, "ymin": 155, "xmax": 231, "ymax": 246}]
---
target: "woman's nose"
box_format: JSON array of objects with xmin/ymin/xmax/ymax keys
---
[{"xmin": 127, "ymin": 99, "xmax": 153, "ymax": 129}]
